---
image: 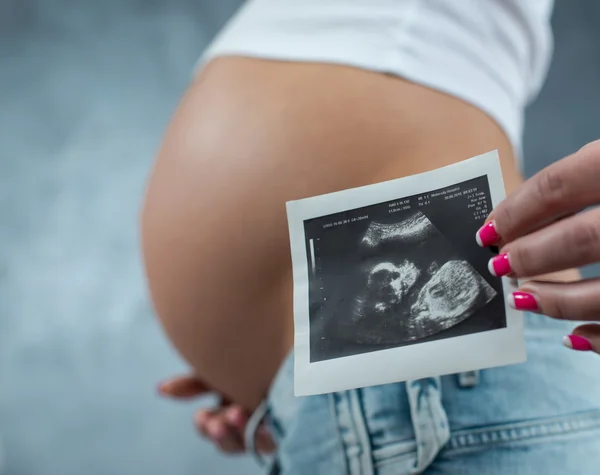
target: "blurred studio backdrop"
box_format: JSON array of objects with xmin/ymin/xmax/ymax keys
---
[{"xmin": 1, "ymin": 1, "xmax": 599, "ymax": 474}]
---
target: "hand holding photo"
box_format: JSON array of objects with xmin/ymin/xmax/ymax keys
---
[{"xmin": 287, "ymin": 150, "xmax": 525, "ymax": 396}]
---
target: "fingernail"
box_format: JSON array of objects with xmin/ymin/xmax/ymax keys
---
[
  {"xmin": 476, "ymin": 221, "xmax": 500, "ymax": 247},
  {"xmin": 563, "ymin": 334, "xmax": 593, "ymax": 352},
  {"xmin": 507, "ymin": 291, "xmax": 538, "ymax": 311},
  {"xmin": 488, "ymin": 253, "xmax": 512, "ymax": 277}
]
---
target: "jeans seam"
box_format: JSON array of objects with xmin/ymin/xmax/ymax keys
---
[
  {"xmin": 425, "ymin": 379, "xmax": 447, "ymax": 452},
  {"xmin": 330, "ymin": 392, "xmax": 351, "ymax": 475},
  {"xmin": 351, "ymin": 389, "xmax": 376, "ymax": 475},
  {"xmin": 445, "ymin": 409, "xmax": 600, "ymax": 451}
]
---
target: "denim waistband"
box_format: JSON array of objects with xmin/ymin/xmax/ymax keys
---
[{"xmin": 249, "ymin": 312, "xmax": 600, "ymax": 473}]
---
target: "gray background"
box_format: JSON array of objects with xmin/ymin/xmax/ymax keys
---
[{"xmin": 0, "ymin": 1, "xmax": 598, "ymax": 474}]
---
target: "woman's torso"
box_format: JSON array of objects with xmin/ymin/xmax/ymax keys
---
[{"xmin": 142, "ymin": 0, "xmax": 578, "ymax": 410}]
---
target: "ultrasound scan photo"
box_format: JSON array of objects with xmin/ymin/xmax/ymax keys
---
[
  {"xmin": 287, "ymin": 151, "xmax": 525, "ymax": 395},
  {"xmin": 303, "ymin": 176, "xmax": 506, "ymax": 362}
]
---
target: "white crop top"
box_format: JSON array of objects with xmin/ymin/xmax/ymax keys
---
[{"xmin": 199, "ymin": 0, "xmax": 555, "ymax": 156}]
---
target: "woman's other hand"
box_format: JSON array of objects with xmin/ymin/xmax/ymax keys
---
[
  {"xmin": 476, "ymin": 140, "xmax": 600, "ymax": 354},
  {"xmin": 157, "ymin": 375, "xmax": 275, "ymax": 454}
]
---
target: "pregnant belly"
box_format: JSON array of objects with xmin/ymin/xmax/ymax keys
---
[{"xmin": 142, "ymin": 57, "xmax": 531, "ymax": 410}]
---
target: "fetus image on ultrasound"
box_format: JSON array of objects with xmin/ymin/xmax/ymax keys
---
[
  {"xmin": 410, "ymin": 260, "xmax": 496, "ymax": 338},
  {"xmin": 329, "ymin": 211, "xmax": 496, "ymax": 346}
]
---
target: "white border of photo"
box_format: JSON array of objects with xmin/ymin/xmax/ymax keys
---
[{"xmin": 286, "ymin": 150, "xmax": 525, "ymax": 396}]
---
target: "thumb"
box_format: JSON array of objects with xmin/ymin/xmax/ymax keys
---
[
  {"xmin": 564, "ymin": 324, "xmax": 600, "ymax": 355},
  {"xmin": 158, "ymin": 375, "xmax": 211, "ymax": 399}
]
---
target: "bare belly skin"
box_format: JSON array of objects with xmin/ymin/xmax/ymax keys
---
[{"xmin": 141, "ymin": 57, "xmax": 579, "ymax": 410}]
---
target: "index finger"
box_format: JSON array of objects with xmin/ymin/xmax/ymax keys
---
[
  {"xmin": 477, "ymin": 141, "xmax": 600, "ymax": 246},
  {"xmin": 158, "ymin": 375, "xmax": 211, "ymax": 399}
]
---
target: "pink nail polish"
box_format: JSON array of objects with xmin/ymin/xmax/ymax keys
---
[
  {"xmin": 508, "ymin": 292, "xmax": 538, "ymax": 311},
  {"xmin": 488, "ymin": 253, "xmax": 511, "ymax": 277},
  {"xmin": 563, "ymin": 335, "xmax": 593, "ymax": 352},
  {"xmin": 476, "ymin": 221, "xmax": 500, "ymax": 247}
]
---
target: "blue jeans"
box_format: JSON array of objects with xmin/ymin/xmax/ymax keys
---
[{"xmin": 258, "ymin": 313, "xmax": 600, "ymax": 474}]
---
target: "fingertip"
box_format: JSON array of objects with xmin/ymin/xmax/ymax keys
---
[
  {"xmin": 195, "ymin": 410, "xmax": 211, "ymax": 426},
  {"xmin": 506, "ymin": 293, "xmax": 516, "ymax": 309},
  {"xmin": 507, "ymin": 291, "xmax": 539, "ymax": 312},
  {"xmin": 206, "ymin": 418, "xmax": 228, "ymax": 440},
  {"xmin": 156, "ymin": 381, "xmax": 171, "ymax": 396},
  {"xmin": 488, "ymin": 257, "xmax": 498, "ymax": 277},
  {"xmin": 475, "ymin": 230, "xmax": 484, "ymax": 247},
  {"xmin": 476, "ymin": 221, "xmax": 500, "ymax": 247},
  {"xmin": 194, "ymin": 412, "xmax": 212, "ymax": 438},
  {"xmin": 224, "ymin": 406, "xmax": 247, "ymax": 428},
  {"xmin": 488, "ymin": 253, "xmax": 512, "ymax": 278},
  {"xmin": 563, "ymin": 334, "xmax": 593, "ymax": 352},
  {"xmin": 159, "ymin": 376, "xmax": 209, "ymax": 399}
]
